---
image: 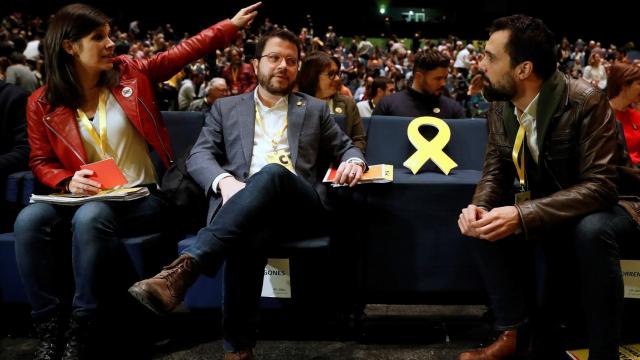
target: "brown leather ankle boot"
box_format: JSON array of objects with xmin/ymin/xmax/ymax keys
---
[
  {"xmin": 458, "ymin": 330, "xmax": 517, "ymax": 360},
  {"xmin": 128, "ymin": 254, "xmax": 199, "ymax": 314}
]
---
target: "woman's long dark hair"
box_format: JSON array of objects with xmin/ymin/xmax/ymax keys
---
[
  {"xmin": 43, "ymin": 3, "xmax": 118, "ymax": 109},
  {"xmin": 297, "ymin": 52, "xmax": 335, "ymax": 97}
]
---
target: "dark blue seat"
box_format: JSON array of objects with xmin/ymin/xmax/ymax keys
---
[
  {"xmin": 123, "ymin": 111, "xmax": 205, "ymax": 278},
  {"xmin": 1, "ymin": 111, "xmax": 490, "ymax": 309},
  {"xmin": 360, "ymin": 116, "xmax": 487, "ymax": 301},
  {"xmin": 0, "ymin": 232, "xmax": 27, "ymax": 303}
]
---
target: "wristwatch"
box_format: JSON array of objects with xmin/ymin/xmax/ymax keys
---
[{"xmin": 347, "ymin": 159, "xmax": 366, "ymax": 170}]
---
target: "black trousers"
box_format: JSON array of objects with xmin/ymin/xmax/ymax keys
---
[
  {"xmin": 469, "ymin": 205, "xmax": 640, "ymax": 360},
  {"xmin": 184, "ymin": 164, "xmax": 330, "ymax": 351}
]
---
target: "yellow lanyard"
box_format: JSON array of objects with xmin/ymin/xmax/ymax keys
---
[
  {"xmin": 231, "ymin": 66, "xmax": 238, "ymax": 83},
  {"xmin": 512, "ymin": 123, "xmax": 526, "ymax": 190},
  {"xmin": 77, "ymin": 89, "xmax": 112, "ymax": 159},
  {"xmin": 255, "ymin": 105, "xmax": 288, "ymax": 151}
]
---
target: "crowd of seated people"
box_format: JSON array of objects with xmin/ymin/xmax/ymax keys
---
[{"xmin": 3, "ymin": 9, "xmax": 639, "ymax": 121}]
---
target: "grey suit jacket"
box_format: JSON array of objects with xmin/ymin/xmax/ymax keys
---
[{"xmin": 186, "ymin": 90, "xmax": 364, "ymax": 224}]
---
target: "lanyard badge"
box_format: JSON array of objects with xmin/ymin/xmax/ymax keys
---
[
  {"xmin": 77, "ymin": 89, "xmax": 114, "ymax": 159},
  {"xmin": 255, "ymin": 106, "xmax": 294, "ymax": 172},
  {"xmin": 512, "ymin": 123, "xmax": 531, "ymax": 204}
]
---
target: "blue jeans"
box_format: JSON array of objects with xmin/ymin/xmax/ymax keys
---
[
  {"xmin": 183, "ymin": 164, "xmax": 328, "ymax": 352},
  {"xmin": 14, "ymin": 192, "xmax": 168, "ymax": 320},
  {"xmin": 469, "ymin": 205, "xmax": 639, "ymax": 360}
]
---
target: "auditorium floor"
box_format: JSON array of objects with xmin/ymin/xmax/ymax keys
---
[{"xmin": 1, "ymin": 304, "xmax": 502, "ymax": 360}]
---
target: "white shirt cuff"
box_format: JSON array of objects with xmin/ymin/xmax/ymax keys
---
[{"xmin": 212, "ymin": 173, "xmax": 233, "ymax": 194}]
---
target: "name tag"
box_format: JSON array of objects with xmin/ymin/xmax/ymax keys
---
[{"xmin": 266, "ymin": 149, "xmax": 294, "ymax": 172}]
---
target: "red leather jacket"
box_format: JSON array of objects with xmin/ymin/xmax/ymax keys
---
[{"xmin": 27, "ymin": 20, "xmax": 237, "ymax": 189}]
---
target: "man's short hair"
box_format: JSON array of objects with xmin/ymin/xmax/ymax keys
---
[
  {"xmin": 413, "ymin": 49, "xmax": 450, "ymax": 73},
  {"xmin": 255, "ymin": 29, "xmax": 302, "ymax": 60},
  {"xmin": 489, "ymin": 14, "xmax": 557, "ymax": 80},
  {"xmin": 369, "ymin": 77, "xmax": 394, "ymax": 98}
]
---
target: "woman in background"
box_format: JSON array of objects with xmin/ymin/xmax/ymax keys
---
[
  {"xmin": 608, "ymin": 63, "xmax": 640, "ymax": 167},
  {"xmin": 583, "ymin": 52, "xmax": 607, "ymax": 90},
  {"xmin": 298, "ymin": 52, "xmax": 366, "ymax": 152}
]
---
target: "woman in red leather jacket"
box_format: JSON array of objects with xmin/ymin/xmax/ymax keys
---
[{"xmin": 14, "ymin": 3, "xmax": 259, "ymax": 359}]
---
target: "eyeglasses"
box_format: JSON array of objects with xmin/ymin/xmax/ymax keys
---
[
  {"xmin": 259, "ymin": 53, "xmax": 299, "ymax": 67},
  {"xmin": 321, "ymin": 71, "xmax": 340, "ymax": 79}
]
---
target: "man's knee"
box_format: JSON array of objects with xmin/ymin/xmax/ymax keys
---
[
  {"xmin": 258, "ymin": 163, "xmax": 291, "ymax": 178},
  {"xmin": 572, "ymin": 211, "xmax": 621, "ymax": 260},
  {"xmin": 249, "ymin": 164, "xmax": 293, "ymax": 188}
]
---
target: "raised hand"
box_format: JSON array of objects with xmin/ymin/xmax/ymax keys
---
[{"xmin": 230, "ymin": 2, "xmax": 261, "ymax": 29}]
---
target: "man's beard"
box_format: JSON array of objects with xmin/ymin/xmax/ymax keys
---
[
  {"xmin": 481, "ymin": 73, "xmax": 517, "ymax": 102},
  {"xmin": 258, "ymin": 70, "xmax": 295, "ymax": 96}
]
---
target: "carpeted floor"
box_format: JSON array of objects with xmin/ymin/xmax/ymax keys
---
[{"xmin": 1, "ymin": 304, "xmax": 496, "ymax": 360}]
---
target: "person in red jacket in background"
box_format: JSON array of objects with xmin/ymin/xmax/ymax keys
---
[
  {"xmin": 222, "ymin": 46, "xmax": 257, "ymax": 95},
  {"xmin": 14, "ymin": 3, "xmax": 259, "ymax": 359},
  {"xmin": 608, "ymin": 63, "xmax": 640, "ymax": 167}
]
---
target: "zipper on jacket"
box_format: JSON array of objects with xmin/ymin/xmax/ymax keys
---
[
  {"xmin": 542, "ymin": 156, "xmax": 565, "ymax": 192},
  {"xmin": 137, "ymin": 97, "xmax": 174, "ymax": 164},
  {"xmin": 43, "ymin": 116, "xmax": 86, "ymax": 165}
]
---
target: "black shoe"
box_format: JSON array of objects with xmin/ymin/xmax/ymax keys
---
[
  {"xmin": 61, "ymin": 316, "xmax": 92, "ymax": 360},
  {"xmin": 33, "ymin": 314, "xmax": 65, "ymax": 360}
]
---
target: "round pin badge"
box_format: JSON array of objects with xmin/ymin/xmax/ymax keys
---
[
  {"xmin": 433, "ymin": 107, "xmax": 441, "ymax": 114},
  {"xmin": 121, "ymin": 87, "xmax": 133, "ymax": 98},
  {"xmin": 335, "ymin": 107, "xmax": 343, "ymax": 114}
]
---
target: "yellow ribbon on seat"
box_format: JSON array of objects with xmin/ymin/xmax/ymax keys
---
[{"xmin": 403, "ymin": 116, "xmax": 458, "ymax": 175}]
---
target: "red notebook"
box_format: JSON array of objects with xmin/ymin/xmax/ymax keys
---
[{"xmin": 80, "ymin": 158, "xmax": 128, "ymax": 189}]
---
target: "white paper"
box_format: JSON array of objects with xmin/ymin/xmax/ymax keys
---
[
  {"xmin": 622, "ymin": 260, "xmax": 640, "ymax": 299},
  {"xmin": 261, "ymin": 258, "xmax": 291, "ymax": 298},
  {"xmin": 29, "ymin": 187, "xmax": 149, "ymax": 206}
]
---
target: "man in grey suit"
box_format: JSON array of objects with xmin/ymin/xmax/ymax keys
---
[{"xmin": 129, "ymin": 29, "xmax": 365, "ymax": 360}]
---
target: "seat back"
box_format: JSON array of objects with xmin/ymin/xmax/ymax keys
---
[
  {"xmin": 364, "ymin": 116, "xmax": 487, "ymax": 171},
  {"xmin": 152, "ymin": 111, "xmax": 205, "ymax": 177}
]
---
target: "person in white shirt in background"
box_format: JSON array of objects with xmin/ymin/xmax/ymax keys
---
[
  {"xmin": 583, "ymin": 52, "xmax": 607, "ymax": 90},
  {"xmin": 356, "ymin": 77, "xmax": 395, "ymax": 117}
]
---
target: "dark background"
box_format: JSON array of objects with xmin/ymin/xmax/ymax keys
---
[{"xmin": 2, "ymin": 0, "xmax": 637, "ymax": 47}]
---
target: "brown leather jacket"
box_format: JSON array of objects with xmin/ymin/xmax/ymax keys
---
[{"xmin": 472, "ymin": 71, "xmax": 640, "ymax": 236}]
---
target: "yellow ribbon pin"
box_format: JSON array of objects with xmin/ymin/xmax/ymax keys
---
[{"xmin": 403, "ymin": 116, "xmax": 458, "ymax": 175}]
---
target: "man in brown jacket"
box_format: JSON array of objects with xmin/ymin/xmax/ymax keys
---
[{"xmin": 457, "ymin": 15, "xmax": 640, "ymax": 360}]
